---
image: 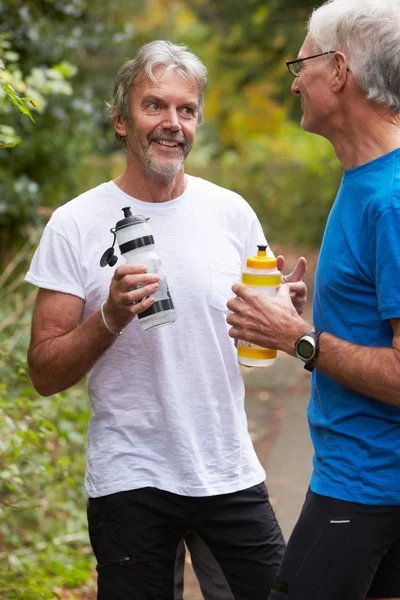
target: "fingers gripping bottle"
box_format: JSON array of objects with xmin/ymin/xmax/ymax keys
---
[
  {"xmin": 100, "ymin": 207, "xmax": 176, "ymax": 331},
  {"xmin": 237, "ymin": 245, "xmax": 281, "ymax": 367}
]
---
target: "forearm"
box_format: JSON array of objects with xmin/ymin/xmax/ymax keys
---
[
  {"xmin": 258, "ymin": 310, "xmax": 400, "ymax": 407},
  {"xmin": 314, "ymin": 333, "xmax": 400, "ymax": 406},
  {"xmin": 279, "ymin": 320, "xmax": 400, "ymax": 406},
  {"xmin": 28, "ymin": 308, "xmax": 118, "ymax": 396},
  {"xmin": 227, "ymin": 283, "xmax": 400, "ymax": 407}
]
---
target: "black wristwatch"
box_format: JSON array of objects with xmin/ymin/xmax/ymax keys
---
[{"xmin": 294, "ymin": 328, "xmax": 322, "ymax": 372}]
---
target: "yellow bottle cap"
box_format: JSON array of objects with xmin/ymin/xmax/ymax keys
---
[{"xmin": 246, "ymin": 245, "xmax": 277, "ymax": 269}]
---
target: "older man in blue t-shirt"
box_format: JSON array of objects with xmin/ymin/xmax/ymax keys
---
[{"xmin": 227, "ymin": 1, "xmax": 400, "ymax": 599}]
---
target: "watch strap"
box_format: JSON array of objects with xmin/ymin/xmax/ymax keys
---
[{"xmin": 303, "ymin": 328, "xmax": 322, "ymax": 372}]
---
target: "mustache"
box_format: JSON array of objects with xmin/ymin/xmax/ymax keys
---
[{"xmin": 148, "ymin": 130, "xmax": 186, "ymax": 145}]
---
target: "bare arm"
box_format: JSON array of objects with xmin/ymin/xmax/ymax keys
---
[
  {"xmin": 226, "ymin": 282, "xmax": 400, "ymax": 407},
  {"xmin": 315, "ymin": 320, "xmax": 400, "ymax": 405},
  {"xmin": 28, "ymin": 265, "xmax": 159, "ymax": 396}
]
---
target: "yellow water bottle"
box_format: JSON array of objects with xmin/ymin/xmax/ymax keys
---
[{"xmin": 238, "ymin": 245, "xmax": 281, "ymax": 367}]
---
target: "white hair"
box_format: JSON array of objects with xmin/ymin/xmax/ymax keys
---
[
  {"xmin": 108, "ymin": 40, "xmax": 208, "ymax": 133},
  {"xmin": 308, "ymin": 0, "xmax": 400, "ymax": 113}
]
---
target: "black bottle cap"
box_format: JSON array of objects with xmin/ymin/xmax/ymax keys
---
[
  {"xmin": 100, "ymin": 248, "xmax": 118, "ymax": 267},
  {"xmin": 115, "ymin": 207, "xmax": 148, "ymax": 231}
]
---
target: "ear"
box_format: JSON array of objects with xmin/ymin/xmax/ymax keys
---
[
  {"xmin": 113, "ymin": 109, "xmax": 128, "ymax": 138},
  {"xmin": 332, "ymin": 51, "xmax": 348, "ymax": 92}
]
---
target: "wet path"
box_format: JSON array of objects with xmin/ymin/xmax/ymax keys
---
[{"xmin": 246, "ymin": 353, "xmax": 313, "ymax": 540}]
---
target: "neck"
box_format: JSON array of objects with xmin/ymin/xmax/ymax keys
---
[
  {"xmin": 114, "ymin": 160, "xmax": 187, "ymax": 203},
  {"xmin": 326, "ymin": 101, "xmax": 400, "ymax": 170}
]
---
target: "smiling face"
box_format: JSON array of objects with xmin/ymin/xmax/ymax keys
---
[{"xmin": 115, "ymin": 66, "xmax": 199, "ymax": 179}]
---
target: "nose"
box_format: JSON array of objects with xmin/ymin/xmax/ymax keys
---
[
  {"xmin": 291, "ymin": 78, "xmax": 301, "ymax": 95},
  {"xmin": 162, "ymin": 108, "xmax": 181, "ymax": 131}
]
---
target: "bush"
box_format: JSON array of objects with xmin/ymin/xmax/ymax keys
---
[{"xmin": 0, "ymin": 251, "xmax": 95, "ymax": 599}]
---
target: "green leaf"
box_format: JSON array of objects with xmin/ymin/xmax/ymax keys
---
[
  {"xmin": 1, "ymin": 81, "xmax": 35, "ymax": 122},
  {"xmin": 20, "ymin": 97, "xmax": 40, "ymax": 107},
  {"xmin": 0, "ymin": 125, "xmax": 21, "ymax": 148},
  {"xmin": 0, "ymin": 141, "xmax": 20, "ymax": 148}
]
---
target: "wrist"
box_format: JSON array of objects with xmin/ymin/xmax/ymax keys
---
[
  {"xmin": 282, "ymin": 320, "xmax": 312, "ymax": 357},
  {"xmin": 100, "ymin": 301, "xmax": 124, "ymax": 336},
  {"xmin": 294, "ymin": 327, "xmax": 323, "ymax": 371}
]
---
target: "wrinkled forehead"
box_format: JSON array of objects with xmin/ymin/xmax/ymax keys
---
[{"xmin": 134, "ymin": 65, "xmax": 200, "ymax": 95}]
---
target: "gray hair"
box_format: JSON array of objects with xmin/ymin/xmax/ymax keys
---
[
  {"xmin": 307, "ymin": 0, "xmax": 400, "ymax": 113},
  {"xmin": 108, "ymin": 40, "xmax": 208, "ymax": 144}
]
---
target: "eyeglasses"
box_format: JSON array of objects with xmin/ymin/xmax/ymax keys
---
[{"xmin": 286, "ymin": 51, "xmax": 336, "ymax": 77}]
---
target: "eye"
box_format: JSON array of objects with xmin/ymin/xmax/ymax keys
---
[
  {"xmin": 294, "ymin": 62, "xmax": 303, "ymax": 76},
  {"xmin": 181, "ymin": 106, "xmax": 196, "ymax": 118},
  {"xmin": 147, "ymin": 102, "xmax": 160, "ymax": 110}
]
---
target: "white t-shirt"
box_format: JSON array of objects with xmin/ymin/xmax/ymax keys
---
[{"xmin": 26, "ymin": 175, "xmax": 268, "ymax": 498}]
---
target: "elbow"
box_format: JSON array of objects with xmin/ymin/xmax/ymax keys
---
[
  {"xmin": 29, "ymin": 369, "xmax": 58, "ymax": 397},
  {"xmin": 28, "ymin": 346, "xmax": 58, "ymax": 397},
  {"xmin": 28, "ymin": 361, "xmax": 78, "ymax": 397},
  {"xmin": 28, "ymin": 354, "xmax": 60, "ymax": 397}
]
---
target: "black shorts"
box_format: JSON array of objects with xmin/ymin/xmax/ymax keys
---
[
  {"xmin": 87, "ymin": 483, "xmax": 285, "ymax": 600},
  {"xmin": 269, "ymin": 488, "xmax": 400, "ymax": 600}
]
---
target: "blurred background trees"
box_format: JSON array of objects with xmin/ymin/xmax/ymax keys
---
[
  {"xmin": 0, "ymin": 0, "xmax": 342, "ymax": 597},
  {"xmin": 1, "ymin": 0, "xmax": 342, "ymax": 254}
]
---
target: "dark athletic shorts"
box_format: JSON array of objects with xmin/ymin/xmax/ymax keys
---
[
  {"xmin": 269, "ymin": 488, "xmax": 400, "ymax": 600},
  {"xmin": 87, "ymin": 483, "xmax": 285, "ymax": 599}
]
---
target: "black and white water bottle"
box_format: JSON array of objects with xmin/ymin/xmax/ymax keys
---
[{"xmin": 100, "ymin": 207, "xmax": 176, "ymax": 331}]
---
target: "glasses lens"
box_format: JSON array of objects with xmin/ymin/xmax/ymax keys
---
[
  {"xmin": 287, "ymin": 61, "xmax": 301, "ymax": 77},
  {"xmin": 293, "ymin": 62, "xmax": 302, "ymax": 76}
]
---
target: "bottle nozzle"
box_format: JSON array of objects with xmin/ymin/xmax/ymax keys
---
[
  {"xmin": 257, "ymin": 244, "xmax": 268, "ymax": 257},
  {"xmin": 122, "ymin": 207, "xmax": 132, "ymax": 218}
]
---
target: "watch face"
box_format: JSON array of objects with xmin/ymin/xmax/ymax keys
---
[{"xmin": 297, "ymin": 339, "xmax": 314, "ymax": 360}]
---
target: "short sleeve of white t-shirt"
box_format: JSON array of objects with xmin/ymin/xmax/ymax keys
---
[{"xmin": 26, "ymin": 219, "xmax": 85, "ymax": 300}]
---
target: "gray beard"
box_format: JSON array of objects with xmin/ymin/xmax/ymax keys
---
[{"xmin": 145, "ymin": 147, "xmax": 185, "ymax": 177}]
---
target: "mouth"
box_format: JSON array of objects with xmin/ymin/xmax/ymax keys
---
[{"xmin": 151, "ymin": 139, "xmax": 184, "ymax": 149}]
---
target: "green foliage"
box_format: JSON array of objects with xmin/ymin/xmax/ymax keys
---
[
  {"xmin": 0, "ymin": 378, "xmax": 92, "ymax": 598},
  {"xmin": 0, "ymin": 2, "xmax": 118, "ymax": 256},
  {"xmin": 1, "ymin": 0, "xmax": 342, "ymax": 253},
  {"xmin": 0, "ymin": 280, "xmax": 93, "ymax": 598},
  {"xmin": 0, "ymin": 30, "xmax": 77, "ymax": 147},
  {"xmin": 0, "ymin": 35, "xmax": 38, "ymax": 148},
  {"xmin": 0, "ymin": 29, "xmax": 84, "ymax": 258}
]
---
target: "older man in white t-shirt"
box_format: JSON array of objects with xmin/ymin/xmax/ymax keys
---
[{"xmin": 26, "ymin": 40, "xmax": 306, "ymax": 600}]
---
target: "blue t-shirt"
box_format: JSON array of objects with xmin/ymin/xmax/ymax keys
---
[{"xmin": 310, "ymin": 148, "xmax": 400, "ymax": 505}]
